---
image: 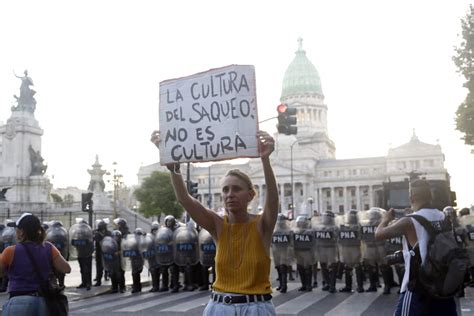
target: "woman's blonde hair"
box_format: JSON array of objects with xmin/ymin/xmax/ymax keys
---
[{"xmin": 223, "ymin": 169, "xmax": 257, "ymax": 196}]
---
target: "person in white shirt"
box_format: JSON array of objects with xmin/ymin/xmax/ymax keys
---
[{"xmin": 375, "ymin": 179, "xmax": 457, "ymax": 316}]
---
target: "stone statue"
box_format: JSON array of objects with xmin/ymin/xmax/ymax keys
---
[
  {"xmin": 12, "ymin": 70, "xmax": 37, "ymax": 113},
  {"xmin": 0, "ymin": 188, "xmax": 11, "ymax": 202},
  {"xmin": 29, "ymin": 145, "xmax": 47, "ymax": 176}
]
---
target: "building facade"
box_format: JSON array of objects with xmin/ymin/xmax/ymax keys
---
[{"xmin": 138, "ymin": 38, "xmax": 451, "ymax": 217}]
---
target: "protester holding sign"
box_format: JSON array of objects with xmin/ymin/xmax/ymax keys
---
[{"xmin": 151, "ymin": 129, "xmax": 278, "ymax": 316}]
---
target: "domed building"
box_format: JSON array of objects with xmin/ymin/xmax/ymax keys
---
[{"xmin": 139, "ymin": 38, "xmax": 454, "ymax": 216}]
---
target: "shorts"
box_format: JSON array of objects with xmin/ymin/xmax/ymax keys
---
[{"xmin": 394, "ymin": 290, "xmax": 457, "ymax": 316}]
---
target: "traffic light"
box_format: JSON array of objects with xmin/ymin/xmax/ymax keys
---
[
  {"xmin": 188, "ymin": 181, "xmax": 199, "ymax": 199},
  {"xmin": 276, "ymin": 103, "xmax": 297, "ymax": 135},
  {"xmin": 81, "ymin": 192, "xmax": 93, "ymax": 212}
]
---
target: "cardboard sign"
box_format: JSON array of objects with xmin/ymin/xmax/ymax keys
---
[{"xmin": 159, "ymin": 65, "xmax": 259, "ymax": 164}]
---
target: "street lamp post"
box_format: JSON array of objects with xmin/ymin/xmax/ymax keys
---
[
  {"xmin": 133, "ymin": 205, "xmax": 138, "ymax": 229},
  {"xmin": 290, "ymin": 139, "xmax": 298, "ymax": 215},
  {"xmin": 107, "ymin": 162, "xmax": 123, "ymax": 219},
  {"xmin": 308, "ymin": 197, "xmax": 314, "ymax": 215}
]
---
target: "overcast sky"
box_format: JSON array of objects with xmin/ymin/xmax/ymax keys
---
[{"xmin": 0, "ymin": 0, "xmax": 472, "ymax": 207}]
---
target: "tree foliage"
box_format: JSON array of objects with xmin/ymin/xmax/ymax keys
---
[
  {"xmin": 134, "ymin": 171, "xmax": 183, "ymax": 218},
  {"xmin": 453, "ymin": 5, "xmax": 474, "ymax": 146},
  {"xmin": 50, "ymin": 193, "xmax": 63, "ymax": 203}
]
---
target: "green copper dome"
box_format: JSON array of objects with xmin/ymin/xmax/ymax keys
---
[{"xmin": 281, "ymin": 38, "xmax": 323, "ymax": 98}]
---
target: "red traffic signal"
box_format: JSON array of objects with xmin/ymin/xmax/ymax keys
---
[{"xmin": 276, "ymin": 103, "xmax": 297, "ymax": 135}]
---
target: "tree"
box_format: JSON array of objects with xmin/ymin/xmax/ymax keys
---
[
  {"xmin": 134, "ymin": 171, "xmax": 183, "ymax": 218},
  {"xmin": 453, "ymin": 5, "xmax": 474, "ymax": 146},
  {"xmin": 50, "ymin": 193, "xmax": 63, "ymax": 203}
]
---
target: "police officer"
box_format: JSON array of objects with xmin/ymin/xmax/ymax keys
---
[
  {"xmin": 272, "ymin": 214, "xmax": 293, "ymax": 293},
  {"xmin": 313, "ymin": 211, "xmax": 338, "ymax": 293},
  {"xmin": 173, "ymin": 220, "xmax": 199, "ymax": 292},
  {"xmin": 459, "ymin": 211, "xmax": 474, "ymax": 287},
  {"xmin": 337, "ymin": 210, "xmax": 364, "ymax": 293},
  {"xmin": 359, "ymin": 208, "xmax": 390, "ymax": 293},
  {"xmin": 93, "ymin": 219, "xmax": 111, "ymax": 286},
  {"xmin": 114, "ymin": 217, "xmax": 130, "ymax": 238},
  {"xmin": 198, "ymin": 227, "xmax": 216, "ymax": 291},
  {"xmin": 292, "ymin": 215, "xmax": 315, "ymax": 292},
  {"xmin": 102, "ymin": 230, "xmax": 126, "ymax": 293},
  {"xmin": 70, "ymin": 218, "xmax": 94, "ymax": 290},
  {"xmin": 164, "ymin": 215, "xmax": 184, "ymax": 292},
  {"xmin": 46, "ymin": 220, "xmax": 69, "ymax": 288},
  {"xmin": 156, "ymin": 219, "xmax": 175, "ymax": 292},
  {"xmin": 123, "ymin": 227, "xmax": 145, "ymax": 293},
  {"xmin": 148, "ymin": 221, "xmax": 161, "ymax": 292}
]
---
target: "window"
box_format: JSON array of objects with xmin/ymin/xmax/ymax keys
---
[
  {"xmin": 339, "ymin": 205, "xmax": 344, "ymax": 213},
  {"xmin": 326, "ymin": 190, "xmax": 331, "ymax": 198},
  {"xmin": 351, "ymin": 204, "xmax": 357, "ymax": 210},
  {"xmin": 364, "ymin": 204, "xmax": 369, "ymax": 210},
  {"xmin": 351, "ymin": 189, "xmax": 355, "ymax": 197},
  {"xmin": 338, "ymin": 189, "xmax": 343, "ymax": 197}
]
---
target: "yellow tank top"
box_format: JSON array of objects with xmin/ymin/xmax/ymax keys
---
[{"xmin": 212, "ymin": 215, "xmax": 272, "ymax": 294}]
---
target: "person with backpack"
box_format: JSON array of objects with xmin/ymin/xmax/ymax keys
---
[{"xmin": 375, "ymin": 179, "xmax": 467, "ymax": 316}]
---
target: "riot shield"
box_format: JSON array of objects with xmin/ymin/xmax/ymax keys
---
[
  {"xmin": 2, "ymin": 226, "xmax": 17, "ymax": 249},
  {"xmin": 173, "ymin": 226, "xmax": 199, "ymax": 267},
  {"xmin": 46, "ymin": 226, "xmax": 69, "ymax": 259},
  {"xmin": 272, "ymin": 218, "xmax": 293, "ymax": 266},
  {"xmin": 69, "ymin": 222, "xmax": 93, "ymax": 260},
  {"xmin": 291, "ymin": 217, "xmax": 315, "ymax": 266},
  {"xmin": 100, "ymin": 236, "xmax": 122, "ymax": 273},
  {"xmin": 358, "ymin": 208, "xmax": 386, "ymax": 263},
  {"xmin": 312, "ymin": 214, "xmax": 338, "ymax": 264},
  {"xmin": 139, "ymin": 233, "xmax": 158, "ymax": 269},
  {"xmin": 0, "ymin": 224, "xmax": 5, "ymax": 253},
  {"xmin": 336, "ymin": 212, "xmax": 361, "ymax": 265},
  {"xmin": 198, "ymin": 229, "xmax": 216, "ymax": 267},
  {"xmin": 459, "ymin": 214, "xmax": 474, "ymax": 263},
  {"xmin": 121, "ymin": 234, "xmax": 144, "ymax": 273},
  {"xmin": 155, "ymin": 227, "xmax": 174, "ymax": 266}
]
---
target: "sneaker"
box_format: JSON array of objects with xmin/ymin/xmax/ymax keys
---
[{"xmin": 339, "ymin": 286, "xmax": 352, "ymax": 293}]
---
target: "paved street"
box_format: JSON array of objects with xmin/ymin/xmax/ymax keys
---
[{"xmin": 1, "ymin": 259, "xmax": 473, "ymax": 315}]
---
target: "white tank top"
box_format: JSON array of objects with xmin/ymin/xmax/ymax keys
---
[{"xmin": 400, "ymin": 208, "xmax": 445, "ymax": 293}]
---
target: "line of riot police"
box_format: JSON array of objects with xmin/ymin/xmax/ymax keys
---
[
  {"xmin": 272, "ymin": 206, "xmax": 474, "ymax": 295},
  {"xmin": 0, "ymin": 214, "xmax": 217, "ymax": 295},
  {"xmin": 272, "ymin": 208, "xmax": 406, "ymax": 295}
]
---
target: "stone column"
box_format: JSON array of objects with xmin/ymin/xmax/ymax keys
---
[
  {"xmin": 356, "ymin": 186, "xmax": 361, "ymax": 210},
  {"xmin": 331, "ymin": 187, "xmax": 335, "ymax": 212}
]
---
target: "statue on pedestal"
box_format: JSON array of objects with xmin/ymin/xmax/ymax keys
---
[
  {"xmin": 29, "ymin": 145, "xmax": 47, "ymax": 176},
  {"xmin": 12, "ymin": 70, "xmax": 37, "ymax": 113}
]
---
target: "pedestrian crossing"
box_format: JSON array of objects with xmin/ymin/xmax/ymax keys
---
[{"xmin": 68, "ymin": 281, "xmax": 474, "ymax": 316}]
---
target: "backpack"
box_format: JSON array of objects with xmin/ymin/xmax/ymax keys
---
[{"xmin": 408, "ymin": 214, "xmax": 470, "ymax": 299}]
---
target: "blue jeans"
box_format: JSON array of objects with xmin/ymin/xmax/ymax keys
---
[
  {"xmin": 394, "ymin": 290, "xmax": 457, "ymax": 316},
  {"xmin": 203, "ymin": 298, "xmax": 276, "ymax": 316},
  {"xmin": 2, "ymin": 295, "xmax": 49, "ymax": 316}
]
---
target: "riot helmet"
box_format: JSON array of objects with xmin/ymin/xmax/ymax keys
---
[
  {"xmin": 345, "ymin": 210, "xmax": 358, "ymax": 225},
  {"xmin": 134, "ymin": 227, "xmax": 144, "ymax": 236},
  {"xmin": 50, "ymin": 220, "xmax": 63, "ymax": 228},
  {"xmin": 443, "ymin": 206, "xmax": 456, "ymax": 219},
  {"xmin": 277, "ymin": 213, "xmax": 287, "ymax": 222},
  {"xmin": 96, "ymin": 219, "xmax": 108, "ymax": 231},
  {"xmin": 459, "ymin": 207, "xmax": 470, "ymax": 217},
  {"xmin": 151, "ymin": 221, "xmax": 160, "ymax": 233},
  {"xmin": 164, "ymin": 215, "xmax": 176, "ymax": 229},
  {"xmin": 295, "ymin": 215, "xmax": 310, "ymax": 229},
  {"xmin": 322, "ymin": 211, "xmax": 336, "ymax": 225},
  {"xmin": 111, "ymin": 229, "xmax": 122, "ymax": 241}
]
